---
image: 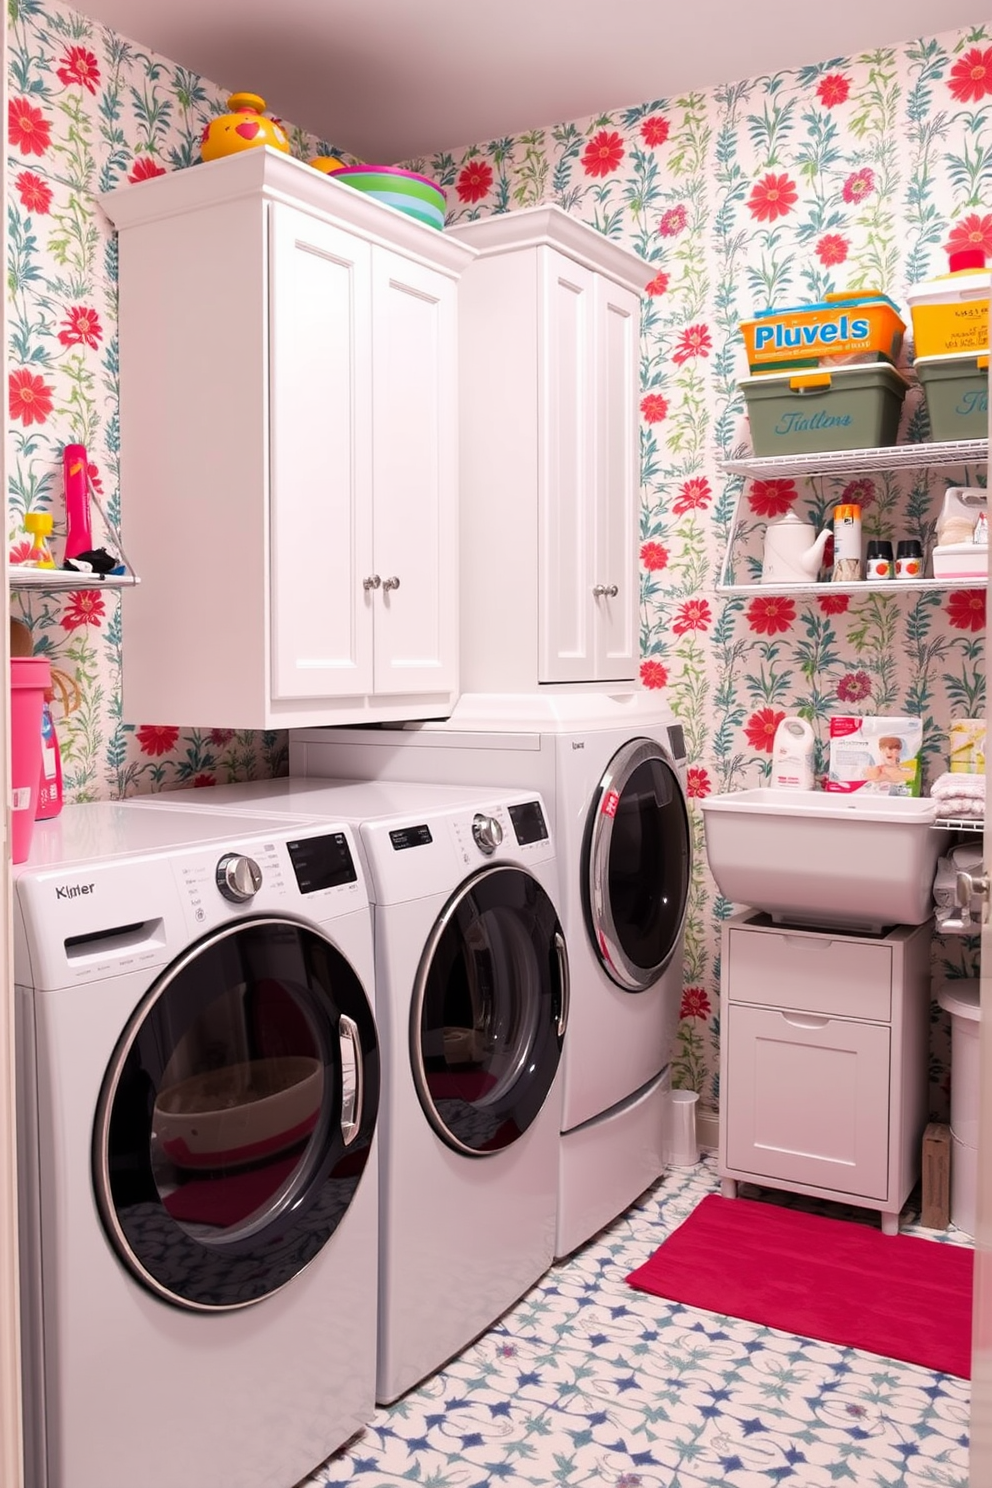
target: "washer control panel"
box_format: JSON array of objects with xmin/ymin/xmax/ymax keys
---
[
  {"xmin": 471, "ymin": 813, "xmax": 504, "ymax": 855},
  {"xmin": 215, "ymin": 852, "xmax": 264, "ymax": 903}
]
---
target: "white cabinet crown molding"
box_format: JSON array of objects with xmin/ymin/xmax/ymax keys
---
[{"xmin": 448, "ymin": 204, "xmax": 649, "ymax": 293}]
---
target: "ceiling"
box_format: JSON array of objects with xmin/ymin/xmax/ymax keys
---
[{"xmin": 76, "ymin": 0, "xmax": 982, "ymax": 161}]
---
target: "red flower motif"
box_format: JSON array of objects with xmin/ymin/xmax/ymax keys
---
[
  {"xmin": 641, "ymin": 392, "xmax": 668, "ymax": 423},
  {"xmin": 193, "ymin": 773, "xmax": 217, "ymax": 788},
  {"xmin": 641, "ymin": 115, "xmax": 670, "ymax": 148},
  {"xmin": 8, "ymin": 540, "xmax": 34, "ymax": 566},
  {"xmin": 640, "ymin": 541, "xmax": 669, "ymax": 572},
  {"xmin": 747, "ymin": 478, "xmax": 797, "ymax": 518},
  {"xmin": 9, "ymin": 98, "xmax": 51, "ymax": 157},
  {"xmin": 842, "ymin": 168, "xmax": 875, "ymax": 204},
  {"xmin": 673, "ymin": 598, "xmax": 712, "ymax": 635},
  {"xmin": 947, "ymin": 589, "xmax": 986, "ymax": 632},
  {"xmin": 817, "ymin": 593, "xmax": 850, "ymax": 615},
  {"xmin": 659, "ymin": 205, "xmax": 687, "ymax": 237},
  {"xmin": 685, "ymin": 767, "xmax": 711, "ymax": 800},
  {"xmin": 209, "ymin": 728, "xmax": 236, "ymax": 746},
  {"xmin": 746, "ymin": 595, "xmax": 797, "ymax": 635},
  {"xmin": 946, "ymin": 213, "xmax": 992, "ymax": 259},
  {"xmin": 680, "ymin": 985, "xmax": 711, "ymax": 1018},
  {"xmin": 816, "ymin": 73, "xmax": 851, "ymax": 107},
  {"xmin": 85, "ymin": 462, "xmax": 103, "ymax": 494},
  {"xmin": 581, "ymin": 129, "xmax": 624, "ymax": 177},
  {"xmin": 673, "ymin": 477, "xmax": 713, "ymax": 515},
  {"xmin": 645, "ymin": 271, "xmax": 670, "ymax": 297},
  {"xmin": 456, "ymin": 159, "xmax": 493, "ymax": 203},
  {"xmin": 747, "ymin": 172, "xmax": 798, "ymax": 223},
  {"xmin": 60, "ymin": 590, "xmax": 105, "ymax": 631},
  {"xmin": 56, "ymin": 45, "xmax": 100, "ymax": 93},
  {"xmin": 837, "ymin": 669, "xmax": 872, "ymax": 702},
  {"xmin": 815, "ymin": 233, "xmax": 848, "ymax": 266},
  {"xmin": 136, "ymin": 725, "xmax": 180, "ymax": 756},
  {"xmin": 745, "ymin": 706, "xmax": 786, "ymax": 752},
  {"xmin": 640, "ymin": 659, "xmax": 668, "ymax": 690},
  {"xmin": 58, "ymin": 305, "xmax": 103, "ymax": 349},
  {"xmin": 672, "ymin": 324, "xmax": 712, "ymax": 366},
  {"xmin": 128, "ymin": 157, "xmax": 166, "ymax": 184},
  {"xmin": 9, "ymin": 368, "xmax": 54, "ymax": 427},
  {"xmin": 840, "ymin": 477, "xmax": 876, "ymax": 510},
  {"xmin": 15, "ymin": 171, "xmax": 52, "ymax": 214},
  {"xmin": 949, "ymin": 47, "xmax": 992, "ymax": 104}
]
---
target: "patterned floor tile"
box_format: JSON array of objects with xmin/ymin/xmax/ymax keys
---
[{"xmin": 302, "ymin": 1158, "xmax": 971, "ymax": 1488}]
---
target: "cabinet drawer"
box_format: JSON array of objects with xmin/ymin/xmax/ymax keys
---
[
  {"xmin": 724, "ymin": 1003, "xmax": 891, "ymax": 1200},
  {"xmin": 726, "ymin": 925, "xmax": 892, "ymax": 1021}
]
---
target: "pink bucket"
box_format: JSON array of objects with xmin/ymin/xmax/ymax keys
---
[{"xmin": 10, "ymin": 656, "xmax": 51, "ymax": 863}]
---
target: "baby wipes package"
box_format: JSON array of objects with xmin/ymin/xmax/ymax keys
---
[{"xmin": 826, "ymin": 715, "xmax": 923, "ymax": 796}]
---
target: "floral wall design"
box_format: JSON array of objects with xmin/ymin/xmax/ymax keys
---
[{"xmin": 7, "ymin": 3, "xmax": 989, "ymax": 1117}]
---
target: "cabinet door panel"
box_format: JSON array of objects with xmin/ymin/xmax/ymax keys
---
[
  {"xmin": 726, "ymin": 925, "xmax": 892, "ymax": 1021},
  {"xmin": 269, "ymin": 205, "xmax": 374, "ymax": 700},
  {"xmin": 539, "ymin": 248, "xmax": 596, "ymax": 683},
  {"xmin": 594, "ymin": 277, "xmax": 639, "ymax": 680},
  {"xmin": 724, "ymin": 1004, "xmax": 891, "ymax": 1199},
  {"xmin": 371, "ymin": 249, "xmax": 457, "ymax": 694}
]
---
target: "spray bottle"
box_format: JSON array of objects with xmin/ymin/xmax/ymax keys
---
[{"xmin": 62, "ymin": 443, "xmax": 93, "ymax": 563}]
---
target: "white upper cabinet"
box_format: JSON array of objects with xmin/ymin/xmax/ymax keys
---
[
  {"xmin": 447, "ymin": 207, "xmax": 646, "ymax": 695},
  {"xmin": 101, "ymin": 148, "xmax": 473, "ymax": 730}
]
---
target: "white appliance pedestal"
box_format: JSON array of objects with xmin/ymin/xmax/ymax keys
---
[{"xmin": 718, "ymin": 910, "xmax": 933, "ymax": 1235}]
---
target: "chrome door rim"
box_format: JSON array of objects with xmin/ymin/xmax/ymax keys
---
[{"xmin": 586, "ymin": 736, "xmax": 691, "ymax": 991}]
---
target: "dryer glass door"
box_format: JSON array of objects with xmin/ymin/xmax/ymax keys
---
[
  {"xmin": 412, "ymin": 865, "xmax": 568, "ymax": 1156},
  {"xmin": 93, "ymin": 915, "xmax": 379, "ymax": 1311},
  {"xmin": 585, "ymin": 736, "xmax": 691, "ymax": 991}
]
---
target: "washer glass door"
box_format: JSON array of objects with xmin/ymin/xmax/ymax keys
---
[
  {"xmin": 413, "ymin": 865, "xmax": 568, "ymax": 1155},
  {"xmin": 585, "ymin": 737, "xmax": 691, "ymax": 991},
  {"xmin": 93, "ymin": 915, "xmax": 379, "ymax": 1311}
]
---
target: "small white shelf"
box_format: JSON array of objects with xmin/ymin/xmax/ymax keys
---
[
  {"xmin": 717, "ymin": 576, "xmax": 984, "ymax": 597},
  {"xmin": 8, "ymin": 568, "xmax": 139, "ymax": 590},
  {"xmin": 719, "ymin": 438, "xmax": 988, "ymax": 480},
  {"xmin": 933, "ymin": 816, "xmax": 985, "ymax": 834}
]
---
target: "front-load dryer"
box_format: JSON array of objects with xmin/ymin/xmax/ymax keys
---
[
  {"xmin": 14, "ymin": 802, "xmax": 380, "ymax": 1488},
  {"xmin": 290, "ymin": 704, "xmax": 691, "ymax": 1258},
  {"xmin": 126, "ymin": 778, "xmax": 568, "ymax": 1403}
]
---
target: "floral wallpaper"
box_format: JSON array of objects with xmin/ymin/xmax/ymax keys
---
[{"xmin": 7, "ymin": 3, "xmax": 989, "ymax": 1117}]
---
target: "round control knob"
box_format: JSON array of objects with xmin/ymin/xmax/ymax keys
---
[
  {"xmin": 216, "ymin": 853, "xmax": 263, "ymax": 903},
  {"xmin": 472, "ymin": 813, "xmax": 503, "ymax": 856}
]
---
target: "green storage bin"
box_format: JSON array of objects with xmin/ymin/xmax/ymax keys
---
[
  {"xmin": 740, "ymin": 363, "xmax": 909, "ymax": 455},
  {"xmin": 915, "ymin": 352, "xmax": 989, "ymax": 441}
]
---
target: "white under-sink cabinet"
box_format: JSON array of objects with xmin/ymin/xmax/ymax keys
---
[
  {"xmin": 719, "ymin": 911, "xmax": 932, "ymax": 1234},
  {"xmin": 101, "ymin": 148, "xmax": 475, "ymax": 729},
  {"xmin": 445, "ymin": 207, "xmax": 647, "ymax": 694}
]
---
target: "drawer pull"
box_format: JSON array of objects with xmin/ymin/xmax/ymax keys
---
[
  {"xmin": 780, "ymin": 1011, "xmax": 830, "ymax": 1030},
  {"xmin": 782, "ymin": 935, "xmax": 833, "ymax": 950}
]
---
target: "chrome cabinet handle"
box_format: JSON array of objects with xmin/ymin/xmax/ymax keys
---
[
  {"xmin": 944, "ymin": 869, "xmax": 992, "ymax": 931},
  {"xmin": 554, "ymin": 930, "xmax": 570, "ymax": 1040},
  {"xmin": 363, "ymin": 574, "xmax": 381, "ymax": 591},
  {"xmin": 381, "ymin": 576, "xmax": 401, "ymax": 591},
  {"xmin": 592, "ymin": 583, "xmax": 619, "ymax": 598}
]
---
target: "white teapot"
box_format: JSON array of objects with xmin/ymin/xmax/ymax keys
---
[{"xmin": 761, "ymin": 511, "xmax": 831, "ymax": 585}]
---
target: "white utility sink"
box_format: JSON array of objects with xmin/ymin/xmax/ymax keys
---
[{"xmin": 699, "ymin": 788, "xmax": 954, "ymax": 932}]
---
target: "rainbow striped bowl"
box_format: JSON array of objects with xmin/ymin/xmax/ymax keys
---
[{"xmin": 330, "ymin": 165, "xmax": 447, "ymax": 230}]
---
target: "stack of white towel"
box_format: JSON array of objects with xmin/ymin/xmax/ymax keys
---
[{"xmin": 930, "ymin": 771, "xmax": 986, "ymax": 821}]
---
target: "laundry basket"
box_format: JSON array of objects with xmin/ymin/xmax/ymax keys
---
[{"xmin": 936, "ymin": 979, "xmax": 981, "ymax": 1236}]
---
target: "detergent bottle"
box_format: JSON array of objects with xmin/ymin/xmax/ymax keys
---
[
  {"xmin": 770, "ymin": 716, "xmax": 815, "ymax": 791},
  {"xmin": 35, "ymin": 690, "xmax": 63, "ymax": 820}
]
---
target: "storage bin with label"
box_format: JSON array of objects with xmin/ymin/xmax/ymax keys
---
[
  {"xmin": 915, "ymin": 351, "xmax": 988, "ymax": 441},
  {"xmin": 740, "ymin": 363, "xmax": 909, "ymax": 456},
  {"xmin": 907, "ymin": 253, "xmax": 989, "ymax": 359},
  {"xmin": 740, "ymin": 292, "xmax": 905, "ymax": 375}
]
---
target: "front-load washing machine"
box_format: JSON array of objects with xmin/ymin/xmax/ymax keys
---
[
  {"xmin": 290, "ymin": 698, "xmax": 691, "ymax": 1258},
  {"xmin": 126, "ymin": 778, "xmax": 568, "ymax": 1402},
  {"xmin": 14, "ymin": 802, "xmax": 380, "ymax": 1488}
]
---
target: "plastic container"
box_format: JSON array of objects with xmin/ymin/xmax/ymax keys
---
[
  {"xmin": 699, "ymin": 788, "xmax": 952, "ymax": 933},
  {"xmin": 329, "ymin": 166, "xmax": 447, "ymax": 231},
  {"xmin": 936, "ymin": 979, "xmax": 980, "ymax": 1236},
  {"xmin": 62, "ymin": 443, "xmax": 92, "ymax": 562},
  {"xmin": 915, "ymin": 351, "xmax": 989, "ymax": 441},
  {"xmin": 907, "ymin": 260, "xmax": 989, "ymax": 359},
  {"xmin": 931, "ymin": 542, "xmax": 988, "ymax": 579},
  {"xmin": 35, "ymin": 693, "xmax": 63, "ymax": 820},
  {"xmin": 740, "ymin": 363, "xmax": 909, "ymax": 456},
  {"xmin": 10, "ymin": 657, "xmax": 51, "ymax": 863},
  {"xmin": 667, "ymin": 1089, "xmax": 700, "ymax": 1167},
  {"xmin": 740, "ymin": 292, "xmax": 905, "ymax": 375},
  {"xmin": 770, "ymin": 716, "xmax": 815, "ymax": 790}
]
